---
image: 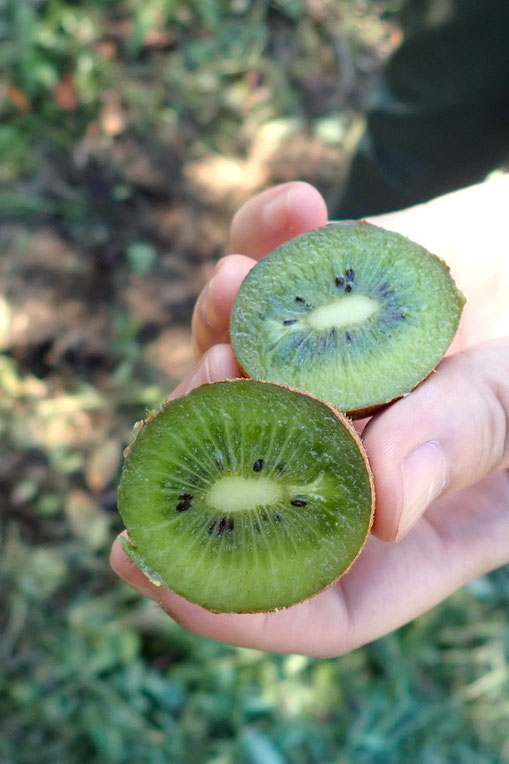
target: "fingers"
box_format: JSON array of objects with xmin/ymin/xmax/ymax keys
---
[
  {"xmin": 192, "ymin": 182, "xmax": 328, "ymax": 358},
  {"xmin": 169, "ymin": 343, "xmax": 241, "ymax": 399},
  {"xmin": 110, "ymin": 470, "xmax": 509, "ymax": 656},
  {"xmin": 110, "ymin": 338, "xmax": 509, "ymax": 656},
  {"xmin": 110, "ymin": 532, "xmax": 329, "ymax": 655},
  {"xmin": 364, "ymin": 338, "xmax": 509, "ymax": 542},
  {"xmin": 192, "ymin": 255, "xmax": 255, "ymax": 359},
  {"xmin": 230, "ymin": 181, "xmax": 328, "ymax": 260}
]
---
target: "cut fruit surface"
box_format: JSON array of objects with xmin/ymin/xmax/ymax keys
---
[
  {"xmin": 117, "ymin": 380, "xmax": 374, "ymax": 613},
  {"xmin": 230, "ymin": 222, "xmax": 465, "ymax": 416}
]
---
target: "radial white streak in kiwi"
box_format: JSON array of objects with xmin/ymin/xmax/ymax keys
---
[
  {"xmin": 265, "ymin": 427, "xmax": 292, "ymax": 481},
  {"xmin": 220, "ymin": 411, "xmax": 237, "ymax": 472},
  {"xmin": 160, "ymin": 429, "xmax": 217, "ymax": 485},
  {"xmin": 185, "ymin": 520, "xmax": 216, "ymax": 590},
  {"xmin": 288, "ymin": 474, "xmax": 330, "ymax": 498},
  {"xmin": 291, "ymin": 331, "xmax": 314, "ymax": 371},
  {"xmin": 268, "ymin": 424, "xmax": 301, "ymax": 480},
  {"xmin": 193, "ymin": 404, "xmax": 226, "ymax": 466},
  {"xmin": 305, "ymin": 294, "xmax": 378, "ymax": 331},
  {"xmin": 160, "ymin": 478, "xmax": 197, "ymax": 496},
  {"xmin": 253, "ymin": 507, "xmax": 273, "ymax": 563},
  {"xmin": 124, "ymin": 518, "xmax": 174, "ymax": 534},
  {"xmin": 174, "ymin": 428, "xmax": 219, "ymax": 486},
  {"xmin": 260, "ymin": 421, "xmax": 280, "ymax": 479},
  {"xmin": 160, "ymin": 453, "xmax": 210, "ymax": 487},
  {"xmin": 245, "ymin": 511, "xmax": 260, "ymax": 576},
  {"xmin": 273, "ymin": 505, "xmax": 301, "ymax": 557},
  {"xmin": 201, "ymin": 528, "xmax": 231, "ymax": 603},
  {"xmin": 207, "ymin": 476, "xmax": 284, "ymax": 513},
  {"xmin": 287, "ymin": 504, "xmax": 324, "ymax": 547}
]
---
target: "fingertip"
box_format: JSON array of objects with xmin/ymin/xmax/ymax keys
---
[
  {"xmin": 287, "ymin": 181, "xmax": 329, "ymax": 232},
  {"xmin": 230, "ymin": 181, "xmax": 327, "ymax": 259},
  {"xmin": 261, "ymin": 181, "xmax": 328, "ymax": 237},
  {"xmin": 361, "ymin": 406, "xmax": 410, "ymax": 543},
  {"xmin": 170, "ymin": 344, "xmax": 242, "ymax": 399},
  {"xmin": 192, "ymin": 254, "xmax": 256, "ymax": 359}
]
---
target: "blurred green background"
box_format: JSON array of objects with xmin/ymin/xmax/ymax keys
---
[{"xmin": 1, "ymin": 1, "xmax": 508, "ymax": 762}]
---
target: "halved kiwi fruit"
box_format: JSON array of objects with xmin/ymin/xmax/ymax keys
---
[
  {"xmin": 117, "ymin": 379, "xmax": 374, "ymax": 613},
  {"xmin": 230, "ymin": 222, "xmax": 465, "ymax": 417}
]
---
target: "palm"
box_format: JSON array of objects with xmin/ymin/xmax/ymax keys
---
[{"xmin": 112, "ymin": 178, "xmax": 509, "ymax": 656}]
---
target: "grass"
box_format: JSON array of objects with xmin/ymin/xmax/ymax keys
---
[{"xmin": 0, "ymin": 1, "xmax": 508, "ymax": 762}]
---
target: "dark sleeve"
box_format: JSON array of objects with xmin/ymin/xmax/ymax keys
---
[{"xmin": 331, "ymin": 0, "xmax": 509, "ymax": 219}]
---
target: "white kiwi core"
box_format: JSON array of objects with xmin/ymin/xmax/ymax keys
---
[
  {"xmin": 306, "ymin": 294, "xmax": 378, "ymax": 331},
  {"xmin": 207, "ymin": 476, "xmax": 283, "ymax": 513}
]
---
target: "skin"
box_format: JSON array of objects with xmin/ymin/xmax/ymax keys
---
[{"xmin": 111, "ymin": 177, "xmax": 509, "ymax": 658}]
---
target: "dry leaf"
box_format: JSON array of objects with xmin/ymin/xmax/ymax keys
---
[{"xmin": 86, "ymin": 438, "xmax": 122, "ymax": 493}]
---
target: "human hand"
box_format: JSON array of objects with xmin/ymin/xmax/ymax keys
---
[{"xmin": 111, "ymin": 178, "xmax": 509, "ymax": 657}]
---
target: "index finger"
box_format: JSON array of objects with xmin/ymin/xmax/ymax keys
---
[
  {"xmin": 229, "ymin": 181, "xmax": 328, "ymax": 260},
  {"xmin": 192, "ymin": 182, "xmax": 328, "ymax": 359}
]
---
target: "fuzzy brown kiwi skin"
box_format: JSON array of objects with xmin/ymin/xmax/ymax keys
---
[{"xmin": 119, "ymin": 378, "xmax": 375, "ymax": 614}]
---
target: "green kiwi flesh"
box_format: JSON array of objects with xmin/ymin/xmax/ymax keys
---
[
  {"xmin": 230, "ymin": 222, "xmax": 465, "ymax": 417},
  {"xmin": 117, "ymin": 379, "xmax": 374, "ymax": 613}
]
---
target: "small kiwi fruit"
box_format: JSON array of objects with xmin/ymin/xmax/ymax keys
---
[
  {"xmin": 117, "ymin": 379, "xmax": 374, "ymax": 613},
  {"xmin": 230, "ymin": 221, "xmax": 465, "ymax": 417}
]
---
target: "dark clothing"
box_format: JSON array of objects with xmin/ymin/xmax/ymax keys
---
[{"xmin": 332, "ymin": 0, "xmax": 509, "ymax": 219}]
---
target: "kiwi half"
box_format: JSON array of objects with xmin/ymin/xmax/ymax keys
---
[
  {"xmin": 230, "ymin": 222, "xmax": 465, "ymax": 417},
  {"xmin": 117, "ymin": 379, "xmax": 374, "ymax": 613}
]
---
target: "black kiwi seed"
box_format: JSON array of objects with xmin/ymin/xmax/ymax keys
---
[
  {"xmin": 345, "ymin": 331, "xmax": 352, "ymax": 343},
  {"xmin": 276, "ymin": 462, "xmax": 287, "ymax": 473},
  {"xmin": 176, "ymin": 499, "xmax": 192, "ymax": 512},
  {"xmin": 345, "ymin": 284, "xmax": 352, "ymax": 293},
  {"xmin": 227, "ymin": 518, "xmax": 234, "ymax": 531},
  {"xmin": 394, "ymin": 312, "xmax": 406, "ymax": 320},
  {"xmin": 295, "ymin": 296, "xmax": 313, "ymax": 310},
  {"xmin": 274, "ymin": 511, "xmax": 283, "ymax": 522},
  {"xmin": 345, "ymin": 268, "xmax": 355, "ymax": 281},
  {"xmin": 290, "ymin": 498, "xmax": 307, "ymax": 507},
  {"xmin": 283, "ymin": 319, "xmax": 297, "ymax": 326},
  {"xmin": 253, "ymin": 458, "xmax": 264, "ymax": 472},
  {"xmin": 218, "ymin": 517, "xmax": 227, "ymax": 534},
  {"xmin": 335, "ymin": 275, "xmax": 344, "ymax": 287}
]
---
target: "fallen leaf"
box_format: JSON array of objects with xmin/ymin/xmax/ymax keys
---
[
  {"xmin": 53, "ymin": 74, "xmax": 79, "ymax": 112},
  {"xmin": 7, "ymin": 86, "xmax": 30, "ymax": 114},
  {"xmin": 65, "ymin": 490, "xmax": 110, "ymax": 549},
  {"xmin": 86, "ymin": 438, "xmax": 122, "ymax": 493}
]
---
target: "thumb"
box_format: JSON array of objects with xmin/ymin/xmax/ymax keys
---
[{"xmin": 363, "ymin": 338, "xmax": 509, "ymax": 541}]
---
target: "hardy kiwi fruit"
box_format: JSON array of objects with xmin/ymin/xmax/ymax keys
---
[
  {"xmin": 230, "ymin": 222, "xmax": 465, "ymax": 417},
  {"xmin": 117, "ymin": 379, "xmax": 374, "ymax": 613}
]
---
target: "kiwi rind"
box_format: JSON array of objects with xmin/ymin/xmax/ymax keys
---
[
  {"xmin": 230, "ymin": 221, "xmax": 465, "ymax": 418},
  {"xmin": 117, "ymin": 379, "xmax": 374, "ymax": 614}
]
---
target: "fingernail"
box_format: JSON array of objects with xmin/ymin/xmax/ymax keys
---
[
  {"xmin": 262, "ymin": 189, "xmax": 291, "ymax": 232},
  {"xmin": 396, "ymin": 441, "xmax": 448, "ymax": 541},
  {"xmin": 200, "ymin": 275, "xmax": 220, "ymax": 331}
]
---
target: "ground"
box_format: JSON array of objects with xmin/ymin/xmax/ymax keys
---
[{"xmin": 0, "ymin": 2, "xmax": 508, "ymax": 762}]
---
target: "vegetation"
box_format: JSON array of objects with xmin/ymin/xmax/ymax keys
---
[{"xmin": 1, "ymin": 1, "xmax": 508, "ymax": 762}]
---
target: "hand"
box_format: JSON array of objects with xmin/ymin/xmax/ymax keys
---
[{"xmin": 111, "ymin": 178, "xmax": 509, "ymax": 657}]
